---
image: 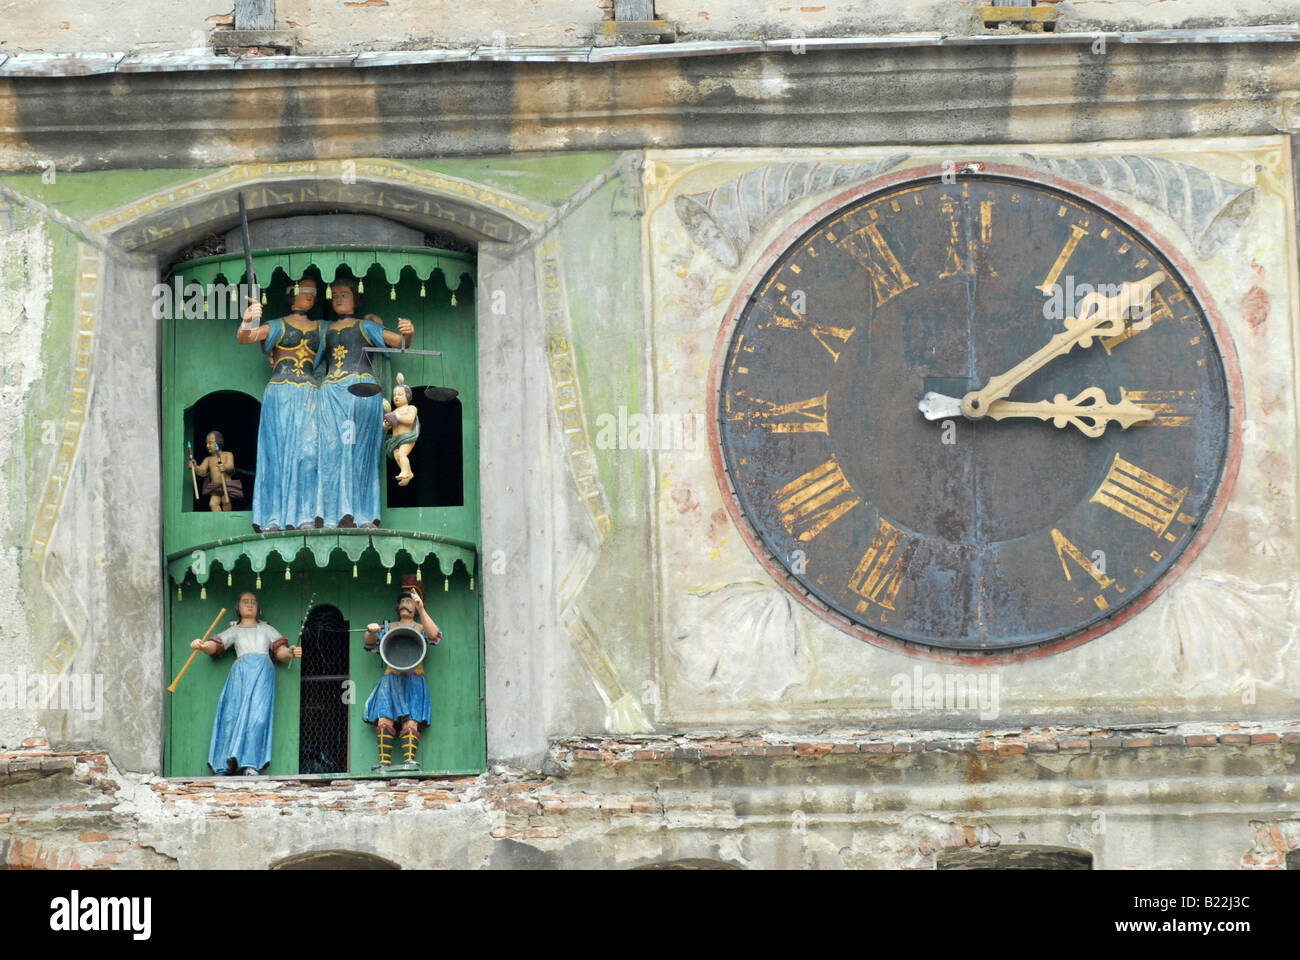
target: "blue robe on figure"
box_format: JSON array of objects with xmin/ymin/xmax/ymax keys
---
[
  {"xmin": 207, "ymin": 622, "xmax": 286, "ymax": 774},
  {"xmin": 318, "ymin": 316, "xmax": 387, "ymax": 527},
  {"xmin": 252, "ymin": 317, "xmax": 324, "ymax": 531}
]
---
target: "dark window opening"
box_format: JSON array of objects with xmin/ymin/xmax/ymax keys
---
[
  {"xmin": 184, "ymin": 391, "xmax": 260, "ymax": 512},
  {"xmin": 298, "ymin": 604, "xmax": 350, "ymax": 774},
  {"xmin": 385, "ymin": 394, "xmax": 463, "ymax": 508},
  {"xmin": 935, "ymin": 845, "xmax": 1092, "ymax": 870},
  {"xmin": 271, "ymin": 850, "xmax": 400, "ymax": 870}
]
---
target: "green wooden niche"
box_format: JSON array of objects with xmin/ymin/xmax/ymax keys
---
[{"xmin": 161, "ymin": 245, "xmax": 484, "ymax": 778}]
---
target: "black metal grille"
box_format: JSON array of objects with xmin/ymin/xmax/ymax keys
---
[{"xmin": 298, "ymin": 605, "xmax": 350, "ymax": 774}]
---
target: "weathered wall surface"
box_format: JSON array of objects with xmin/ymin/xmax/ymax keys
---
[
  {"xmin": 642, "ymin": 137, "xmax": 1300, "ymax": 731},
  {"xmin": 4, "ymin": 731, "xmax": 1298, "ymax": 870},
  {"xmin": 3, "ymin": 1, "xmax": 1300, "ymax": 56}
]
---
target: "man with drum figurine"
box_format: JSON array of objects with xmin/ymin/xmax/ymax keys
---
[{"xmin": 363, "ymin": 578, "xmax": 442, "ymax": 771}]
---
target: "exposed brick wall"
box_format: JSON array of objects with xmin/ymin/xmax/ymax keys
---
[
  {"xmin": 3, "ymin": 722, "xmax": 1297, "ymax": 870},
  {"xmin": 1242, "ymin": 819, "xmax": 1300, "ymax": 870}
]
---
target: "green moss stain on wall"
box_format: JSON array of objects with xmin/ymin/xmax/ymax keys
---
[{"xmin": 1, "ymin": 169, "xmax": 201, "ymax": 221}]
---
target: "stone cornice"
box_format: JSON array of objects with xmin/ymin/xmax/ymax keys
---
[{"xmin": 0, "ymin": 41, "xmax": 1297, "ymax": 173}]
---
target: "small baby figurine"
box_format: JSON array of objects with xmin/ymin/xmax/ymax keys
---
[
  {"xmin": 382, "ymin": 373, "xmax": 420, "ymax": 486},
  {"xmin": 189, "ymin": 430, "xmax": 243, "ymax": 511}
]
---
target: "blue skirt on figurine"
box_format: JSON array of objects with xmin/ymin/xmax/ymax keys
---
[
  {"xmin": 253, "ymin": 380, "xmax": 320, "ymax": 530},
  {"xmin": 208, "ymin": 654, "xmax": 276, "ymax": 773},
  {"xmin": 364, "ymin": 671, "xmax": 432, "ymax": 728},
  {"xmin": 317, "ymin": 378, "xmax": 383, "ymax": 527}
]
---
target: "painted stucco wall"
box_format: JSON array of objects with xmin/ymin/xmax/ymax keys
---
[
  {"xmin": 643, "ymin": 139, "xmax": 1300, "ymax": 731},
  {"xmin": 2, "ymin": 140, "xmax": 1299, "ymax": 775}
]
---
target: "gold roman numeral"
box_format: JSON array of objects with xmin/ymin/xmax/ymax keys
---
[
  {"xmin": 1101, "ymin": 287, "xmax": 1175, "ymax": 354},
  {"xmin": 733, "ymin": 393, "xmax": 829, "ymax": 434},
  {"xmin": 1036, "ymin": 223, "xmax": 1089, "ymax": 295},
  {"xmin": 1089, "ymin": 454, "xmax": 1188, "ymax": 539},
  {"xmin": 767, "ymin": 314, "xmax": 856, "ymax": 363},
  {"xmin": 842, "ymin": 223, "xmax": 917, "ymax": 307},
  {"xmin": 938, "ymin": 196, "xmax": 997, "ymax": 279},
  {"xmin": 848, "ymin": 518, "xmax": 916, "ymax": 616},
  {"xmin": 774, "ymin": 457, "xmax": 861, "ymax": 542},
  {"xmin": 1050, "ymin": 528, "xmax": 1121, "ymax": 611}
]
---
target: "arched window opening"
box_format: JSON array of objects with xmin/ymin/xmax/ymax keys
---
[
  {"xmin": 935, "ymin": 845, "xmax": 1093, "ymax": 870},
  {"xmin": 183, "ymin": 391, "xmax": 260, "ymax": 513},
  {"xmin": 386, "ymin": 394, "xmax": 463, "ymax": 509},
  {"xmin": 298, "ymin": 604, "xmax": 350, "ymax": 774},
  {"xmin": 270, "ymin": 850, "xmax": 400, "ymax": 870}
]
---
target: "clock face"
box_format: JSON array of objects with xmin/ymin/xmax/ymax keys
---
[{"xmin": 712, "ymin": 169, "xmax": 1241, "ymax": 657}]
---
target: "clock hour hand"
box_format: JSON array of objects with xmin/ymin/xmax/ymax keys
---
[
  {"xmin": 983, "ymin": 387, "xmax": 1154, "ymax": 437},
  {"xmin": 920, "ymin": 387, "xmax": 1153, "ymax": 437},
  {"xmin": 960, "ymin": 271, "xmax": 1166, "ymax": 420}
]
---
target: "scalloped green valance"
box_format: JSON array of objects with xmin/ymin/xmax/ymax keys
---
[
  {"xmin": 172, "ymin": 245, "xmax": 475, "ymax": 297},
  {"xmin": 166, "ymin": 530, "xmax": 476, "ymax": 586}
]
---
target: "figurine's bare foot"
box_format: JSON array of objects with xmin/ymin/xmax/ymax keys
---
[
  {"xmin": 339, "ymin": 515, "xmax": 356, "ymax": 529},
  {"xmin": 263, "ymin": 524, "xmax": 280, "ymax": 533},
  {"xmin": 359, "ymin": 521, "xmax": 377, "ymax": 530},
  {"xmin": 240, "ymin": 767, "xmax": 258, "ymax": 776}
]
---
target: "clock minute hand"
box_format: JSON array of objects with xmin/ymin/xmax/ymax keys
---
[
  {"xmin": 960, "ymin": 270, "xmax": 1167, "ymax": 420},
  {"xmin": 984, "ymin": 387, "xmax": 1155, "ymax": 438}
]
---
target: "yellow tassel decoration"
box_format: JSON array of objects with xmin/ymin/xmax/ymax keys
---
[
  {"xmin": 358, "ymin": 279, "xmax": 365, "ymax": 293},
  {"xmin": 444, "ymin": 577, "xmax": 449, "ymax": 592},
  {"xmin": 325, "ymin": 285, "xmax": 332, "ymax": 300},
  {"xmin": 450, "ymin": 292, "xmax": 457, "ymax": 307},
  {"xmin": 469, "ymin": 576, "xmax": 474, "ymax": 591},
  {"xmin": 353, "ymin": 564, "xmax": 358, "ymax": 579},
  {"xmin": 285, "ymin": 567, "xmax": 291, "ymax": 581},
  {"xmin": 227, "ymin": 572, "xmax": 232, "ymax": 587},
  {"xmin": 177, "ymin": 585, "xmax": 183, "ymax": 601},
  {"xmin": 201, "ymin": 585, "xmax": 207, "ymax": 600},
  {"xmin": 415, "ymin": 568, "xmax": 422, "ymax": 581},
  {"xmin": 294, "ymin": 282, "xmax": 301, "ymax": 296},
  {"xmin": 261, "ymin": 290, "xmax": 267, "ymax": 305},
  {"xmin": 419, "ymin": 282, "xmax": 426, "ymax": 298},
  {"xmin": 386, "ymin": 570, "xmax": 392, "ymax": 585},
  {"xmin": 390, "ymin": 285, "xmax": 396, "ymax": 301},
  {"xmin": 256, "ymin": 574, "xmax": 262, "ymax": 589}
]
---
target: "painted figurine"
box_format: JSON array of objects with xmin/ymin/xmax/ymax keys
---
[
  {"xmin": 191, "ymin": 592, "xmax": 301, "ymax": 775},
  {"xmin": 363, "ymin": 579, "xmax": 442, "ymax": 771},
  {"xmin": 382, "ymin": 372, "xmax": 420, "ymax": 486},
  {"xmin": 188, "ymin": 430, "xmax": 243, "ymax": 511},
  {"xmin": 239, "ymin": 276, "xmax": 324, "ymax": 532},
  {"xmin": 316, "ymin": 277, "xmax": 413, "ymax": 527}
]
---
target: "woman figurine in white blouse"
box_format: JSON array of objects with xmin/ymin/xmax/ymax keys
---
[{"xmin": 191, "ymin": 592, "xmax": 301, "ymax": 775}]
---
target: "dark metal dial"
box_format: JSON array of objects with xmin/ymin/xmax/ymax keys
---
[{"xmin": 712, "ymin": 170, "xmax": 1241, "ymax": 656}]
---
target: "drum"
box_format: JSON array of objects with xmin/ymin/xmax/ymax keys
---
[{"xmin": 379, "ymin": 624, "xmax": 427, "ymax": 671}]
